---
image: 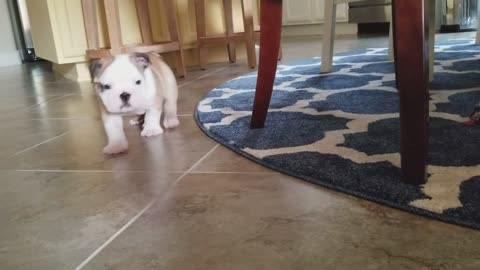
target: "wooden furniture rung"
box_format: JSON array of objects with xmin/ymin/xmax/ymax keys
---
[
  {"xmin": 123, "ymin": 42, "xmax": 181, "ymax": 54},
  {"xmin": 199, "ymin": 34, "xmax": 249, "ymax": 46},
  {"xmin": 82, "ymin": 0, "xmax": 186, "ymax": 77},
  {"xmin": 194, "ymin": 0, "xmax": 257, "ymax": 69}
]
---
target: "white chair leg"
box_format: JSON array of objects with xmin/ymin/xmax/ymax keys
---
[
  {"xmin": 476, "ymin": 3, "xmax": 480, "ymax": 45},
  {"xmin": 428, "ymin": 0, "xmax": 436, "ymax": 82},
  {"xmin": 321, "ymin": 1, "xmax": 337, "ymax": 73},
  {"xmin": 388, "ymin": 21, "xmax": 394, "ymax": 60}
]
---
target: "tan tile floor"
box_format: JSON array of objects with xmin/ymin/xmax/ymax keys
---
[{"xmin": 1, "ymin": 34, "xmax": 480, "ymax": 270}]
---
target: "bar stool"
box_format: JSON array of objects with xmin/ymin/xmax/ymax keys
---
[
  {"xmin": 81, "ymin": 0, "xmax": 186, "ymax": 77},
  {"xmin": 194, "ymin": 0, "xmax": 257, "ymax": 69},
  {"xmin": 477, "ymin": 4, "xmax": 480, "ymax": 45},
  {"xmin": 321, "ymin": 0, "xmax": 395, "ymax": 74},
  {"xmin": 322, "ymin": 0, "xmax": 447, "ymax": 82}
]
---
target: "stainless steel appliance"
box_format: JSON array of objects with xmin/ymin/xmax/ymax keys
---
[
  {"xmin": 348, "ymin": 0, "xmax": 392, "ymax": 24},
  {"xmin": 7, "ymin": 0, "xmax": 38, "ymax": 62},
  {"xmin": 348, "ymin": 0, "xmax": 478, "ymax": 33},
  {"xmin": 439, "ymin": 0, "xmax": 478, "ymax": 32}
]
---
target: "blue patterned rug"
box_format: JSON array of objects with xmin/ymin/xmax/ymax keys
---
[{"xmin": 195, "ymin": 39, "xmax": 480, "ymax": 230}]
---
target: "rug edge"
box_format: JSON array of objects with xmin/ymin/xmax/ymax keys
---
[{"xmin": 193, "ymin": 86, "xmax": 480, "ymax": 232}]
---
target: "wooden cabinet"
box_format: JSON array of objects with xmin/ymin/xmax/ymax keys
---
[
  {"xmin": 50, "ymin": 0, "xmax": 89, "ymax": 61},
  {"xmin": 283, "ymin": 0, "xmax": 348, "ymax": 25}
]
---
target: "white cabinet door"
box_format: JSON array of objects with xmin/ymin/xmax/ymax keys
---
[
  {"xmin": 283, "ymin": 0, "xmax": 349, "ymax": 25},
  {"xmin": 283, "ymin": 0, "xmax": 314, "ymax": 25},
  {"xmin": 335, "ymin": 2, "xmax": 349, "ymax": 22}
]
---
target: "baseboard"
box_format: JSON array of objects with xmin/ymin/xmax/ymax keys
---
[
  {"xmin": 282, "ymin": 23, "xmax": 357, "ymax": 37},
  {"xmin": 0, "ymin": 50, "xmax": 22, "ymax": 67}
]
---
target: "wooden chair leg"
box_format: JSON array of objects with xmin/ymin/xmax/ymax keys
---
[
  {"xmin": 135, "ymin": 0, "xmax": 153, "ymax": 45},
  {"xmin": 194, "ymin": 0, "xmax": 208, "ymax": 70},
  {"xmin": 393, "ymin": 0, "xmax": 429, "ymax": 185},
  {"xmin": 82, "ymin": 0, "xmax": 100, "ymax": 50},
  {"xmin": 103, "ymin": 0, "xmax": 123, "ymax": 54},
  {"xmin": 223, "ymin": 0, "xmax": 237, "ymax": 63},
  {"xmin": 242, "ymin": 0, "xmax": 257, "ymax": 68},
  {"xmin": 164, "ymin": 0, "xmax": 186, "ymax": 77},
  {"xmin": 321, "ymin": 0, "xmax": 336, "ymax": 73},
  {"xmin": 251, "ymin": 0, "xmax": 282, "ymax": 128}
]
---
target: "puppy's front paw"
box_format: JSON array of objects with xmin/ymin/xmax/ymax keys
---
[
  {"xmin": 163, "ymin": 117, "xmax": 180, "ymax": 129},
  {"xmin": 103, "ymin": 140, "xmax": 128, "ymax": 155},
  {"xmin": 141, "ymin": 127, "xmax": 163, "ymax": 137}
]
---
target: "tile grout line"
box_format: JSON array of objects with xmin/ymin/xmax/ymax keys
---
[
  {"xmin": 74, "ymin": 144, "xmax": 220, "ymax": 270},
  {"xmin": 29, "ymin": 117, "xmax": 96, "ymax": 120},
  {"xmin": 7, "ymin": 169, "xmax": 186, "ymax": 174},
  {"xmin": 4, "ymin": 66, "xmax": 225, "ymax": 121},
  {"xmin": 6, "ymin": 170, "xmax": 276, "ymax": 175},
  {"xmin": 5, "ymin": 94, "xmax": 74, "ymax": 116},
  {"xmin": 187, "ymin": 171, "xmax": 278, "ymax": 175},
  {"xmin": 178, "ymin": 67, "xmax": 227, "ymax": 88},
  {"xmin": 177, "ymin": 144, "xmax": 220, "ymax": 178},
  {"xmin": 9, "ymin": 114, "xmax": 193, "ymax": 121},
  {"xmin": 2, "ymin": 65, "xmax": 226, "ymax": 95},
  {"xmin": 73, "ymin": 199, "xmax": 157, "ymax": 270},
  {"xmin": 6, "ymin": 67, "xmax": 227, "ymax": 120},
  {"xmin": 10, "ymin": 131, "xmax": 72, "ymax": 157},
  {"xmin": 32, "ymin": 94, "xmax": 75, "ymax": 107}
]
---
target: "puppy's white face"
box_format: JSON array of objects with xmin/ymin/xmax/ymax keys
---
[{"xmin": 91, "ymin": 54, "xmax": 151, "ymax": 114}]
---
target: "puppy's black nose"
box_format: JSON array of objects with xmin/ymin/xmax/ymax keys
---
[{"xmin": 120, "ymin": 92, "xmax": 131, "ymax": 102}]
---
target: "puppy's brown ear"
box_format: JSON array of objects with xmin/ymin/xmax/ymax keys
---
[
  {"xmin": 132, "ymin": 53, "xmax": 151, "ymax": 70},
  {"xmin": 89, "ymin": 60, "xmax": 103, "ymax": 82}
]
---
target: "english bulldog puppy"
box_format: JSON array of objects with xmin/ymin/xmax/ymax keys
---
[{"xmin": 90, "ymin": 52, "xmax": 180, "ymax": 154}]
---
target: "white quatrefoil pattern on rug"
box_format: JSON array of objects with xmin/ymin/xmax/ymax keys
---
[{"xmin": 195, "ymin": 39, "xmax": 480, "ymax": 230}]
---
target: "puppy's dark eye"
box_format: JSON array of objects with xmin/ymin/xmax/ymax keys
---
[
  {"xmin": 136, "ymin": 80, "xmax": 142, "ymax": 85},
  {"xmin": 102, "ymin": 84, "xmax": 111, "ymax": 90}
]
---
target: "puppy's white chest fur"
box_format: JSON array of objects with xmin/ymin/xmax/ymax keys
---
[
  {"xmin": 90, "ymin": 53, "xmax": 180, "ymax": 155},
  {"xmin": 142, "ymin": 68, "xmax": 158, "ymax": 108}
]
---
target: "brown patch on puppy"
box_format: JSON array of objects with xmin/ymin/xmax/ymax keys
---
[
  {"xmin": 145, "ymin": 52, "xmax": 168, "ymax": 110},
  {"xmin": 129, "ymin": 52, "xmax": 165, "ymax": 111},
  {"xmin": 129, "ymin": 52, "xmax": 151, "ymax": 73},
  {"xmin": 89, "ymin": 57, "xmax": 115, "ymax": 82}
]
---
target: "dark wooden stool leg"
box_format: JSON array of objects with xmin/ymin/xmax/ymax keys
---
[
  {"xmin": 250, "ymin": 0, "xmax": 282, "ymax": 128},
  {"xmin": 393, "ymin": 0, "xmax": 429, "ymax": 185}
]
